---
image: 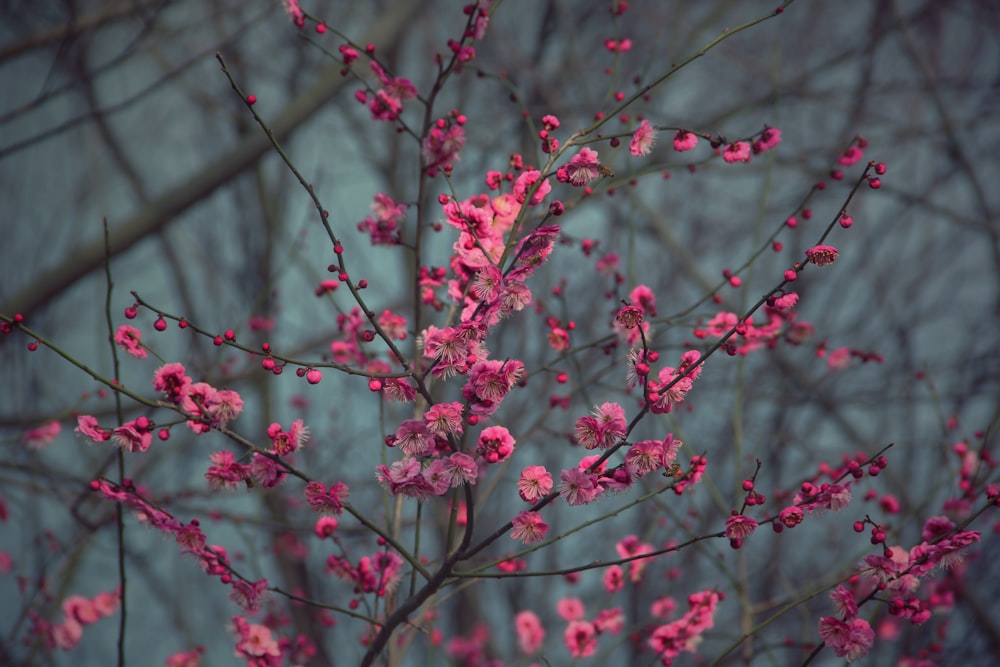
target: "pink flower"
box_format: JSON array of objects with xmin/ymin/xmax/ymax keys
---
[
  {"xmin": 513, "ymin": 170, "xmax": 551, "ymax": 205},
  {"xmin": 559, "ymin": 467, "xmax": 600, "ymax": 506},
  {"xmin": 421, "ymin": 458, "xmax": 453, "ymax": 496},
  {"xmin": 722, "ymin": 141, "xmax": 751, "ymax": 163},
  {"xmin": 249, "ymin": 453, "xmax": 286, "ymax": 488},
  {"xmin": 441, "ymin": 452, "xmax": 478, "ymax": 486},
  {"xmin": 229, "ymin": 578, "xmax": 268, "ymax": 612},
  {"xmin": 594, "ymin": 607, "xmax": 624, "ymax": 634},
  {"xmin": 818, "ymin": 616, "xmax": 874, "ymax": 662},
  {"xmin": 114, "ymin": 324, "xmax": 147, "ymax": 358},
  {"xmin": 752, "ymin": 126, "xmax": 782, "ymax": 153},
  {"xmin": 92, "ymin": 590, "xmax": 119, "ymax": 617},
  {"xmin": 510, "ymin": 510, "xmax": 548, "ymax": 544},
  {"xmin": 394, "ymin": 419, "xmax": 434, "ymax": 456},
  {"xmin": 268, "ymin": 419, "xmax": 310, "ymax": 455},
  {"xmin": 557, "ymin": 597, "xmax": 585, "ymax": 621},
  {"xmin": 564, "ymin": 620, "xmax": 598, "ymax": 658},
  {"xmin": 830, "ymin": 585, "xmax": 859, "ymax": 619},
  {"xmin": 648, "ymin": 590, "xmax": 722, "ymax": 661},
  {"xmin": 563, "ymin": 147, "xmax": 601, "ymax": 186},
  {"xmin": 725, "ymin": 514, "xmax": 759, "ymax": 540},
  {"xmin": 604, "ymin": 565, "xmax": 624, "ymax": 593},
  {"xmin": 574, "ymin": 402, "xmax": 627, "ymax": 450},
  {"xmin": 778, "ymin": 505, "xmax": 804, "ymax": 528},
  {"xmin": 376, "ymin": 458, "xmax": 434, "ymax": 499},
  {"xmin": 476, "ymin": 425, "xmax": 516, "ymax": 463},
  {"xmin": 281, "ymin": 0, "xmax": 303, "ymax": 27},
  {"xmin": 672, "ymin": 130, "xmax": 698, "ymax": 152},
  {"xmin": 304, "ymin": 481, "xmax": 349, "ymax": 514},
  {"xmin": 422, "ymin": 121, "xmax": 466, "ymax": 176},
  {"xmin": 314, "ymin": 516, "xmax": 338, "ymax": 538},
  {"xmin": 827, "ymin": 346, "xmax": 851, "ymax": 370},
  {"xmin": 629, "ymin": 119, "xmax": 657, "ymax": 156},
  {"xmin": 111, "ymin": 419, "xmax": 152, "ymax": 453},
  {"xmin": 424, "ymin": 402, "xmax": 465, "ymax": 437},
  {"xmin": 63, "ymin": 595, "xmax": 100, "ymax": 624},
  {"xmin": 514, "ymin": 610, "xmax": 545, "ymax": 654},
  {"xmin": 23, "ymin": 420, "xmax": 61, "ymax": 449},
  {"xmin": 839, "ymin": 145, "xmax": 864, "ymax": 166},
  {"xmin": 625, "ymin": 440, "xmax": 664, "ymax": 477},
  {"xmin": 806, "ymin": 244, "xmax": 839, "ymax": 266},
  {"xmin": 153, "ymin": 362, "xmax": 192, "ymax": 403},
  {"xmin": 51, "ymin": 618, "xmax": 83, "ymax": 650},
  {"xmin": 234, "ymin": 617, "xmax": 281, "ymax": 658},
  {"xmin": 519, "ymin": 465, "xmax": 553, "ymax": 502},
  {"xmin": 166, "ymin": 648, "xmax": 204, "ymax": 667},
  {"xmin": 205, "ymin": 451, "xmax": 250, "ymax": 490}
]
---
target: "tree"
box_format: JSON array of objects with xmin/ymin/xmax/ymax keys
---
[{"xmin": 2, "ymin": 1, "xmax": 998, "ymax": 665}]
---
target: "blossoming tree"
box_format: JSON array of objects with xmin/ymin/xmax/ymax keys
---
[{"xmin": 2, "ymin": 1, "xmax": 998, "ymax": 666}]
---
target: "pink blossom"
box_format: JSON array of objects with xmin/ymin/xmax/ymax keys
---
[
  {"xmin": 304, "ymin": 481, "xmax": 349, "ymax": 514},
  {"xmin": 594, "ymin": 607, "xmax": 624, "ymax": 634},
  {"xmin": 368, "ymin": 90, "xmax": 402, "ymax": 121},
  {"xmin": 63, "ymin": 595, "xmax": 100, "ymax": 625},
  {"xmin": 229, "ymin": 578, "xmax": 268, "ymax": 612},
  {"xmin": 422, "ymin": 122, "xmax": 466, "ymax": 175},
  {"xmin": 557, "ymin": 597, "xmax": 585, "ymax": 621},
  {"xmin": 510, "ymin": 511, "xmax": 548, "ymax": 544},
  {"xmin": 376, "ymin": 458, "xmax": 434, "ymax": 499},
  {"xmin": 672, "ymin": 130, "xmax": 698, "ymax": 152},
  {"xmin": 830, "ymin": 585, "xmax": 859, "ymax": 619},
  {"xmin": 722, "ymin": 141, "xmax": 751, "ymax": 163},
  {"xmin": 648, "ymin": 590, "xmax": 722, "ymax": 662},
  {"xmin": 205, "ymin": 451, "xmax": 250, "ymax": 490},
  {"xmin": 153, "ymin": 362, "xmax": 192, "ymax": 403},
  {"xmin": 233, "ymin": 616, "xmax": 281, "ymax": 658},
  {"xmin": 51, "ymin": 618, "xmax": 83, "ymax": 650},
  {"xmin": 394, "ymin": 419, "xmax": 434, "ymax": 456},
  {"xmin": 424, "ymin": 402, "xmax": 465, "ymax": 437},
  {"xmin": 514, "ymin": 610, "xmax": 545, "ymax": 654},
  {"xmin": 111, "ymin": 419, "xmax": 152, "ymax": 453},
  {"xmin": 625, "ymin": 440, "xmax": 664, "ymax": 477},
  {"xmin": 564, "ymin": 147, "xmax": 601, "ymax": 186},
  {"xmin": 806, "ymin": 244, "xmax": 839, "ymax": 266},
  {"xmin": 559, "ymin": 467, "xmax": 600, "ymax": 506},
  {"xmin": 114, "ymin": 324, "xmax": 147, "ymax": 358},
  {"xmin": 441, "ymin": 452, "xmax": 478, "ymax": 486},
  {"xmin": 604, "ymin": 565, "xmax": 624, "ymax": 593},
  {"xmin": 752, "ymin": 126, "xmax": 782, "ymax": 153},
  {"xmin": 23, "ymin": 420, "xmax": 61, "ymax": 449},
  {"xmin": 564, "ymin": 620, "xmax": 598, "ymax": 657},
  {"xmin": 476, "ymin": 424, "xmax": 515, "ymax": 463},
  {"xmin": 519, "ymin": 465, "xmax": 553, "ymax": 502},
  {"xmin": 513, "ymin": 170, "xmax": 551, "ymax": 205},
  {"xmin": 268, "ymin": 419, "xmax": 310, "ymax": 455},
  {"xmin": 629, "ymin": 119, "xmax": 657, "ymax": 156},
  {"xmin": 281, "ymin": 0, "xmax": 304, "ymax": 27},
  {"xmin": 839, "ymin": 145, "xmax": 864, "ymax": 166},
  {"xmin": 513, "ymin": 225, "xmax": 559, "ymax": 274},
  {"xmin": 725, "ymin": 514, "xmax": 759, "ymax": 540},
  {"xmin": 249, "ymin": 453, "xmax": 286, "ymax": 488},
  {"xmin": 166, "ymin": 648, "xmax": 204, "ymax": 667},
  {"xmin": 818, "ymin": 616, "xmax": 874, "ymax": 662},
  {"xmin": 92, "ymin": 590, "xmax": 119, "ymax": 617},
  {"xmin": 574, "ymin": 402, "xmax": 627, "ymax": 450},
  {"xmin": 827, "ymin": 346, "xmax": 851, "ymax": 370},
  {"xmin": 422, "ymin": 458, "xmax": 453, "ymax": 496},
  {"xmin": 616, "ymin": 535, "xmax": 656, "ymax": 582},
  {"xmin": 314, "ymin": 516, "xmax": 338, "ymax": 538},
  {"xmin": 778, "ymin": 505, "xmax": 804, "ymax": 528}
]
